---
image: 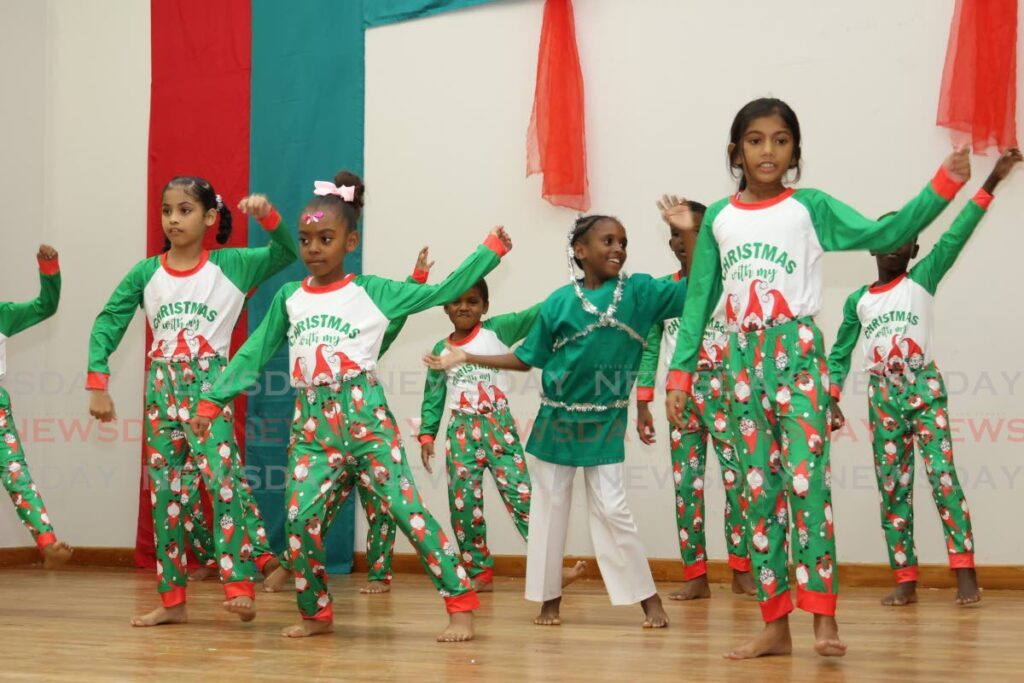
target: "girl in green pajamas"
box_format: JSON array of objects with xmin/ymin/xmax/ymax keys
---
[
  {"xmin": 87, "ymin": 177, "xmax": 298, "ymax": 626},
  {"xmin": 1, "ymin": 245, "xmax": 73, "ymax": 569},
  {"xmin": 191, "ymin": 170, "xmax": 510, "ymax": 641},
  {"xmin": 665, "ymin": 98, "xmax": 971, "ymax": 659},
  {"xmin": 828, "ymin": 148, "xmax": 1021, "ymax": 608}
]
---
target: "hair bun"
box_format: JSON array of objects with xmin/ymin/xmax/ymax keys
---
[{"xmin": 333, "ymin": 170, "xmax": 365, "ymax": 209}]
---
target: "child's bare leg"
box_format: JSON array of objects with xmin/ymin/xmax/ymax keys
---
[
  {"xmin": 263, "ymin": 564, "xmax": 291, "ymax": 593},
  {"xmin": 731, "ymin": 569, "xmax": 757, "ymax": 595},
  {"xmin": 471, "ymin": 577, "xmax": 493, "ymax": 593},
  {"xmin": 534, "ymin": 597, "xmax": 561, "ymax": 626},
  {"xmin": 724, "ymin": 615, "xmax": 793, "ymax": 659},
  {"xmin": 130, "ymin": 604, "xmax": 187, "ymax": 627},
  {"xmin": 812, "ymin": 614, "xmax": 847, "ymax": 657},
  {"xmin": 41, "ymin": 541, "xmax": 73, "ymax": 570},
  {"xmin": 669, "ymin": 575, "xmax": 710, "ymax": 601},
  {"xmin": 955, "ymin": 568, "xmax": 981, "ymax": 605},
  {"xmin": 360, "ymin": 580, "xmax": 391, "ymax": 594},
  {"xmin": 223, "ymin": 596, "xmax": 256, "ymax": 622},
  {"xmin": 437, "ymin": 611, "xmax": 474, "ymax": 642},
  {"xmin": 188, "ymin": 564, "xmax": 216, "ymax": 581},
  {"xmin": 881, "ymin": 581, "xmax": 918, "ymax": 607},
  {"xmin": 561, "ymin": 560, "xmax": 586, "ymax": 587},
  {"xmin": 281, "ymin": 618, "xmax": 334, "ymax": 638},
  {"xmin": 641, "ymin": 593, "xmax": 669, "ymax": 628}
]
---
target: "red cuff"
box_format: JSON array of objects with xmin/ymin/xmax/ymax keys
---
[
  {"xmin": 258, "ymin": 208, "xmax": 281, "ymax": 230},
  {"xmin": 949, "ymin": 552, "xmax": 975, "ymax": 569},
  {"xmin": 894, "ymin": 565, "xmax": 919, "ymax": 584},
  {"xmin": 37, "ymin": 257, "xmax": 60, "ymax": 275},
  {"xmin": 972, "ymin": 188, "xmax": 993, "ymax": 210},
  {"xmin": 666, "ymin": 370, "xmax": 693, "ymax": 394},
  {"xmin": 796, "ymin": 587, "xmax": 837, "ymax": 616},
  {"xmin": 636, "ymin": 386, "xmax": 654, "ymax": 403},
  {"xmin": 829, "ymin": 384, "xmax": 842, "ymax": 400},
  {"xmin": 682, "ymin": 560, "xmax": 707, "ymax": 581},
  {"xmin": 483, "ymin": 233, "xmax": 509, "ymax": 257},
  {"xmin": 35, "ymin": 532, "xmax": 57, "ymax": 551},
  {"xmin": 224, "ymin": 580, "xmax": 256, "ymax": 600},
  {"xmin": 444, "ymin": 590, "xmax": 480, "ymax": 614},
  {"xmin": 931, "ymin": 165, "xmax": 965, "ymax": 201},
  {"xmin": 473, "ymin": 567, "xmax": 494, "ymax": 584},
  {"xmin": 305, "ymin": 604, "xmax": 334, "ymax": 622},
  {"xmin": 161, "ymin": 585, "xmax": 187, "ymax": 607},
  {"xmin": 85, "ymin": 372, "xmax": 109, "ymax": 391},
  {"xmin": 196, "ymin": 399, "xmax": 223, "ymax": 421},
  {"xmin": 728, "ymin": 554, "xmax": 752, "ymax": 572},
  {"xmin": 418, "ymin": 433, "xmax": 435, "ymax": 446},
  {"xmin": 760, "ymin": 591, "xmax": 795, "ymax": 622},
  {"xmin": 254, "ymin": 553, "xmax": 277, "ymax": 574},
  {"xmin": 411, "ymin": 267, "xmax": 429, "ymax": 284}
]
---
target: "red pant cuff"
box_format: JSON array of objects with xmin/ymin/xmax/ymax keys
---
[
  {"xmin": 35, "ymin": 532, "xmax": 57, "ymax": 551},
  {"xmin": 796, "ymin": 587, "xmax": 837, "ymax": 616},
  {"xmin": 161, "ymin": 586, "xmax": 187, "ymax": 607},
  {"xmin": 224, "ymin": 580, "xmax": 255, "ymax": 600},
  {"xmin": 760, "ymin": 591, "xmax": 795, "ymax": 622},
  {"xmin": 444, "ymin": 591, "xmax": 480, "ymax": 614},
  {"xmin": 894, "ymin": 566, "xmax": 919, "ymax": 583},
  {"xmin": 304, "ymin": 604, "xmax": 334, "ymax": 622},
  {"xmin": 682, "ymin": 560, "xmax": 707, "ymax": 580},
  {"xmin": 254, "ymin": 553, "xmax": 276, "ymax": 574},
  {"xmin": 728, "ymin": 554, "xmax": 752, "ymax": 572},
  {"xmin": 949, "ymin": 552, "xmax": 975, "ymax": 569},
  {"xmin": 473, "ymin": 567, "xmax": 494, "ymax": 584}
]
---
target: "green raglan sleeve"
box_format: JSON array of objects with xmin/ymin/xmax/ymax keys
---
[
  {"xmin": 197, "ymin": 283, "xmax": 294, "ymax": 416},
  {"xmin": 795, "ymin": 167, "xmax": 965, "ymax": 254},
  {"xmin": 908, "ymin": 190, "xmax": 990, "ymax": 296},
  {"xmin": 514, "ymin": 294, "xmax": 557, "ymax": 369},
  {"xmin": 668, "ymin": 204, "xmax": 724, "ymax": 393},
  {"xmin": 826, "ymin": 287, "xmax": 866, "ymax": 400},
  {"xmin": 636, "ymin": 319, "xmax": 664, "ymax": 402},
  {"xmin": 0, "ymin": 258, "xmax": 61, "ymax": 339},
  {"xmin": 86, "ymin": 260, "xmax": 151, "ymax": 390},
  {"xmin": 417, "ymin": 338, "xmax": 448, "ymax": 445},
  {"xmin": 378, "ymin": 270, "xmax": 429, "ymax": 358},
  {"xmin": 484, "ymin": 302, "xmax": 543, "ymax": 347},
  {"xmin": 218, "ymin": 210, "xmax": 299, "ymax": 291}
]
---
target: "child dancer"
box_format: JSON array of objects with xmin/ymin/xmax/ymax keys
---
[
  {"xmin": 427, "ymin": 214, "xmax": 684, "ymax": 629},
  {"xmin": 636, "ymin": 196, "xmax": 755, "ymax": 600},
  {"xmin": 0, "ymin": 245, "xmax": 73, "ymax": 568},
  {"xmin": 665, "ymin": 97, "xmax": 971, "ymax": 659},
  {"xmin": 191, "ymin": 171, "xmax": 510, "ymax": 641},
  {"xmin": 87, "ymin": 177, "xmax": 298, "ymax": 625},
  {"xmin": 828, "ymin": 148, "xmax": 1021, "ymax": 607}
]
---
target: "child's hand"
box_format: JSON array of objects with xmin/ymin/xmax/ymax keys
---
[
  {"xmin": 984, "ymin": 148, "xmax": 1023, "ymax": 192},
  {"xmin": 943, "ymin": 144, "xmax": 971, "ymax": 184},
  {"xmin": 636, "ymin": 402, "xmax": 656, "ymax": 445},
  {"xmin": 829, "ymin": 398, "xmax": 845, "ymax": 433},
  {"xmin": 237, "ymin": 194, "xmax": 273, "ymax": 219},
  {"xmin": 415, "ymin": 246, "xmax": 435, "ymax": 274},
  {"xmin": 423, "ymin": 342, "xmax": 467, "ymax": 371},
  {"xmin": 37, "ymin": 245, "xmax": 58, "ymax": 261},
  {"xmin": 189, "ymin": 415, "xmax": 212, "ymax": 438},
  {"xmin": 89, "ymin": 391, "xmax": 116, "ymax": 423},
  {"xmin": 666, "ymin": 390, "xmax": 687, "ymax": 429},
  {"xmin": 489, "ymin": 226, "xmax": 513, "ymax": 253},
  {"xmin": 421, "ymin": 441, "xmax": 436, "ymax": 473},
  {"xmin": 656, "ymin": 195, "xmax": 699, "ymax": 232}
]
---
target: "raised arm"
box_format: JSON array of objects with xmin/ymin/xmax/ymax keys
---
[
  {"xmin": 380, "ymin": 247, "xmax": 433, "ymax": 358},
  {"xmin": 0, "ymin": 246, "xmax": 61, "ymax": 339}
]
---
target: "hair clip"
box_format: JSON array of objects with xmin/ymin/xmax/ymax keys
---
[{"xmin": 303, "ymin": 211, "xmax": 324, "ymax": 224}]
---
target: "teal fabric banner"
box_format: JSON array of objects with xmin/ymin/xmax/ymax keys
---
[{"xmin": 365, "ymin": 0, "xmax": 502, "ymax": 27}]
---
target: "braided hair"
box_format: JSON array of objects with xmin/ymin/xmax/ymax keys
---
[
  {"xmin": 162, "ymin": 176, "xmax": 232, "ymax": 251},
  {"xmin": 569, "ymin": 214, "xmax": 617, "ymax": 268}
]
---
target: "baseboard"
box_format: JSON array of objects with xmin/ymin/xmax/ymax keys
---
[{"xmin": 0, "ymin": 546, "xmax": 135, "ymax": 568}]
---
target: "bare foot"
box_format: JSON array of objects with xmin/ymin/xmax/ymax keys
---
[
  {"xmin": 223, "ymin": 596, "xmax": 256, "ymax": 622},
  {"xmin": 359, "ymin": 580, "xmax": 392, "ymax": 595},
  {"xmin": 263, "ymin": 565, "xmax": 292, "ymax": 593},
  {"xmin": 561, "ymin": 560, "xmax": 587, "ymax": 587},
  {"xmin": 669, "ymin": 575, "xmax": 710, "ymax": 601},
  {"xmin": 437, "ymin": 611, "xmax": 474, "ymax": 642},
  {"xmin": 188, "ymin": 565, "xmax": 216, "ymax": 582},
  {"xmin": 281, "ymin": 619, "xmax": 334, "ymax": 638},
  {"xmin": 955, "ymin": 568, "xmax": 981, "ymax": 605},
  {"xmin": 130, "ymin": 604, "xmax": 187, "ymax": 627},
  {"xmin": 724, "ymin": 617, "xmax": 793, "ymax": 659},
  {"xmin": 42, "ymin": 541, "xmax": 73, "ymax": 570},
  {"xmin": 813, "ymin": 614, "xmax": 847, "ymax": 657},
  {"xmin": 261, "ymin": 555, "xmax": 282, "ymax": 577},
  {"xmin": 472, "ymin": 577, "xmax": 493, "ymax": 593},
  {"xmin": 534, "ymin": 597, "xmax": 561, "ymax": 626},
  {"xmin": 881, "ymin": 581, "xmax": 918, "ymax": 607},
  {"xmin": 731, "ymin": 569, "xmax": 757, "ymax": 596},
  {"xmin": 641, "ymin": 594, "xmax": 669, "ymax": 628}
]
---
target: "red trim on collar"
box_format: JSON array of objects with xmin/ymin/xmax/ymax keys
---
[
  {"xmin": 729, "ymin": 187, "xmax": 796, "ymax": 210},
  {"xmin": 302, "ymin": 272, "xmax": 356, "ymax": 293},
  {"xmin": 673, "ymin": 270, "xmax": 683, "ymax": 281},
  {"xmin": 450, "ymin": 323, "xmax": 482, "ymax": 346},
  {"xmin": 868, "ymin": 272, "xmax": 907, "ymax": 294},
  {"xmin": 160, "ymin": 250, "xmax": 209, "ymax": 277}
]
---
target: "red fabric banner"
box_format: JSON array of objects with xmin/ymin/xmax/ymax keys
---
[
  {"xmin": 527, "ymin": 0, "xmax": 589, "ymax": 211},
  {"xmin": 937, "ymin": 0, "xmax": 1018, "ymax": 153},
  {"xmin": 140, "ymin": 0, "xmax": 252, "ymax": 567}
]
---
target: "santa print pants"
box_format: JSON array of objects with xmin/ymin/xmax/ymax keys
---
[
  {"xmin": 525, "ymin": 458, "xmax": 656, "ymax": 605},
  {"xmin": 0, "ymin": 387, "xmax": 58, "ymax": 551},
  {"xmin": 144, "ymin": 359, "xmax": 257, "ymax": 606},
  {"xmin": 726, "ymin": 318, "xmax": 837, "ymax": 622},
  {"xmin": 868, "ymin": 363, "xmax": 974, "ymax": 581},
  {"xmin": 286, "ymin": 374, "xmax": 478, "ymax": 621},
  {"xmin": 672, "ymin": 369, "xmax": 751, "ymax": 579}
]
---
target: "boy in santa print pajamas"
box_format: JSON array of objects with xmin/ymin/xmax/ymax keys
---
[
  {"xmin": 828, "ymin": 148, "xmax": 1022, "ymax": 608},
  {"xmin": 0, "ymin": 245, "xmax": 73, "ymax": 569},
  {"xmin": 636, "ymin": 195, "xmax": 755, "ymax": 600},
  {"xmin": 191, "ymin": 170, "xmax": 509, "ymax": 641},
  {"xmin": 87, "ymin": 179, "xmax": 298, "ymax": 627}
]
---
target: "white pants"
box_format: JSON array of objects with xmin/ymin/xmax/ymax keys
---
[{"xmin": 524, "ymin": 457, "xmax": 657, "ymax": 605}]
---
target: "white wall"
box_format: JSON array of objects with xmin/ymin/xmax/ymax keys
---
[{"xmin": 365, "ymin": 0, "xmax": 1024, "ymax": 566}]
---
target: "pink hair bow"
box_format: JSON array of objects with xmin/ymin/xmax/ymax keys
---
[{"xmin": 313, "ymin": 180, "xmax": 356, "ymax": 202}]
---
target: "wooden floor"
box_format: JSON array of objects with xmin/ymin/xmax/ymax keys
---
[{"xmin": 1, "ymin": 567, "xmax": 1020, "ymax": 682}]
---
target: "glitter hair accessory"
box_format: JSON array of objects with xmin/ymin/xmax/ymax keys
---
[{"xmin": 313, "ymin": 180, "xmax": 356, "ymax": 202}]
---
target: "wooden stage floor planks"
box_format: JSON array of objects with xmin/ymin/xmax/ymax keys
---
[{"xmin": 0, "ymin": 566, "xmax": 1020, "ymax": 682}]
